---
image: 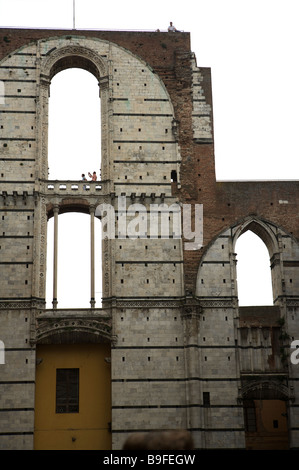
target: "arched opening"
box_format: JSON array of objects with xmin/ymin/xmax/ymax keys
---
[
  {"xmin": 46, "ymin": 67, "xmax": 102, "ymax": 309},
  {"xmin": 37, "ymin": 46, "xmax": 112, "ymax": 452},
  {"xmin": 242, "ymin": 381, "xmax": 289, "ymax": 450},
  {"xmin": 48, "ymin": 68, "xmax": 101, "ymax": 180},
  {"xmin": 46, "ymin": 213, "xmax": 102, "ymax": 309},
  {"xmin": 236, "ymin": 231, "xmax": 273, "ymax": 306}
]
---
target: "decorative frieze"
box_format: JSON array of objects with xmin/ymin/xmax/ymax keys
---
[{"xmin": 34, "ymin": 308, "xmax": 112, "ymax": 344}]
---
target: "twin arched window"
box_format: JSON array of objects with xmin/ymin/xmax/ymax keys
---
[{"xmin": 46, "ymin": 68, "xmax": 102, "ymax": 309}]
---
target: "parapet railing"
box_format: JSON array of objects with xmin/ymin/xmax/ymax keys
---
[{"xmin": 40, "ymin": 179, "xmax": 109, "ymax": 195}]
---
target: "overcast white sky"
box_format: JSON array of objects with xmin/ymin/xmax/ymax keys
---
[
  {"xmin": 1, "ymin": 0, "xmax": 299, "ymax": 180},
  {"xmin": 1, "ymin": 0, "xmax": 297, "ymax": 307}
]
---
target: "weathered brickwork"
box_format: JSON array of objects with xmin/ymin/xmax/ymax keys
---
[{"xmin": 0, "ymin": 27, "xmax": 298, "ymax": 450}]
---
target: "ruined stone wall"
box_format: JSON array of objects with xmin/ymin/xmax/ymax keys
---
[
  {"xmin": 0, "ymin": 28, "xmax": 298, "ymax": 450},
  {"xmin": 0, "ymin": 28, "xmax": 194, "ymax": 450}
]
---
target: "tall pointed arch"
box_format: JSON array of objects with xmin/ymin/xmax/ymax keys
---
[
  {"xmin": 235, "ymin": 230, "xmax": 273, "ymax": 305},
  {"xmin": 232, "ymin": 217, "xmax": 279, "ymax": 258},
  {"xmin": 37, "ymin": 42, "xmax": 110, "ymax": 182},
  {"xmin": 232, "ymin": 217, "xmax": 284, "ymax": 306},
  {"xmin": 195, "ymin": 216, "xmax": 286, "ymax": 306}
]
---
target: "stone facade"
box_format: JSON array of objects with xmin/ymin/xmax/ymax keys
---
[{"xmin": 0, "ymin": 28, "xmax": 298, "ymax": 450}]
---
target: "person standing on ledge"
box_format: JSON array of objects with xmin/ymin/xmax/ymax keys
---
[
  {"xmin": 168, "ymin": 21, "xmax": 177, "ymax": 32},
  {"xmin": 88, "ymin": 171, "xmax": 97, "ymax": 181},
  {"xmin": 81, "ymin": 173, "xmax": 87, "ymax": 190}
]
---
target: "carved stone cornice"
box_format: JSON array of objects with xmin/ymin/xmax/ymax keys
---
[
  {"xmin": 197, "ymin": 298, "xmax": 237, "ymax": 309},
  {"xmin": 0, "ymin": 299, "xmax": 45, "ymax": 310},
  {"xmin": 32, "ymin": 308, "xmax": 112, "ymax": 345},
  {"xmin": 114, "ymin": 298, "xmax": 182, "ymax": 309},
  {"xmin": 238, "ymin": 376, "xmax": 294, "ymax": 403},
  {"xmin": 286, "ymin": 298, "xmax": 299, "ymax": 307},
  {"xmin": 181, "ymin": 296, "xmax": 201, "ymax": 319}
]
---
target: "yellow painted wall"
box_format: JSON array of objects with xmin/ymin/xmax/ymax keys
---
[
  {"xmin": 245, "ymin": 399, "xmax": 289, "ymax": 450},
  {"xmin": 34, "ymin": 343, "xmax": 111, "ymax": 450}
]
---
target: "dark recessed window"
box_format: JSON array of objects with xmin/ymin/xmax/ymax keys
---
[
  {"xmin": 56, "ymin": 368, "xmax": 79, "ymax": 413},
  {"xmin": 171, "ymin": 170, "xmax": 177, "ymax": 182},
  {"xmin": 203, "ymin": 392, "xmax": 210, "ymax": 406},
  {"xmin": 244, "ymin": 400, "xmax": 257, "ymax": 432}
]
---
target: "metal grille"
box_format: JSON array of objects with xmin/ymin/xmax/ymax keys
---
[{"xmin": 56, "ymin": 368, "xmax": 79, "ymax": 413}]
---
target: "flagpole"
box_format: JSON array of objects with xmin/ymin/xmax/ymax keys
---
[{"xmin": 73, "ymin": 0, "xmax": 76, "ymax": 29}]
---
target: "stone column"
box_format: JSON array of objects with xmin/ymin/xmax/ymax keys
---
[
  {"xmin": 181, "ymin": 297, "xmax": 201, "ymax": 435},
  {"xmin": 90, "ymin": 205, "xmax": 95, "ymax": 308},
  {"xmin": 52, "ymin": 205, "xmax": 59, "ymax": 309}
]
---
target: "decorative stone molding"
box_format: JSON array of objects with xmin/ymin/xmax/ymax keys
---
[
  {"xmin": 40, "ymin": 44, "xmax": 109, "ymax": 80},
  {"xmin": 0, "ymin": 300, "xmax": 45, "ymax": 309},
  {"xmin": 198, "ymin": 298, "xmax": 237, "ymax": 309},
  {"xmin": 34, "ymin": 309, "xmax": 112, "ymax": 344},
  {"xmin": 114, "ymin": 299, "xmax": 182, "ymax": 309},
  {"xmin": 181, "ymin": 296, "xmax": 201, "ymax": 319},
  {"xmin": 238, "ymin": 377, "xmax": 294, "ymax": 403}
]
